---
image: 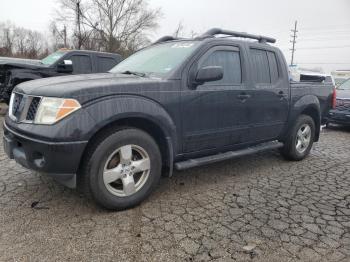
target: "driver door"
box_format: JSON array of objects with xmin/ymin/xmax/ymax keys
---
[{"xmin": 181, "ymin": 45, "xmax": 248, "ymax": 153}]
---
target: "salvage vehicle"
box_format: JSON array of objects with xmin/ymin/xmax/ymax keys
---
[
  {"xmin": 0, "ymin": 49, "xmax": 122, "ymax": 103},
  {"xmin": 327, "ymin": 78, "xmax": 350, "ymax": 126},
  {"xmin": 3, "ymin": 28, "xmax": 335, "ymax": 210}
]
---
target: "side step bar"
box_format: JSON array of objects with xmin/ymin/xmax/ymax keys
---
[{"xmin": 175, "ymin": 141, "xmax": 283, "ymax": 171}]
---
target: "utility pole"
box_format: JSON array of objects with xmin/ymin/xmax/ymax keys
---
[
  {"xmin": 290, "ymin": 21, "xmax": 298, "ymax": 66},
  {"xmin": 76, "ymin": 0, "xmax": 82, "ymax": 49},
  {"xmin": 63, "ymin": 25, "xmax": 67, "ymax": 48}
]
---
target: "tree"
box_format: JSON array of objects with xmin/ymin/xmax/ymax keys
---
[
  {"xmin": 0, "ymin": 22, "xmax": 15, "ymax": 56},
  {"xmin": 55, "ymin": 0, "xmax": 161, "ymax": 55},
  {"xmin": 173, "ymin": 21, "xmax": 198, "ymax": 39},
  {"xmin": 0, "ymin": 21, "xmax": 48, "ymax": 59},
  {"xmin": 173, "ymin": 21, "xmax": 184, "ymax": 38}
]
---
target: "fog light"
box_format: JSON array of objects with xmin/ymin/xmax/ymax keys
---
[{"xmin": 33, "ymin": 152, "xmax": 45, "ymax": 168}]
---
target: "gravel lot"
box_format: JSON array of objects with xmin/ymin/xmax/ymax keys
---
[{"xmin": 0, "ymin": 121, "xmax": 349, "ymax": 262}]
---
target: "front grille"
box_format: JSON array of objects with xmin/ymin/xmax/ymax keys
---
[
  {"xmin": 11, "ymin": 93, "xmax": 25, "ymax": 120},
  {"xmin": 26, "ymin": 97, "xmax": 41, "ymax": 121},
  {"xmin": 0, "ymin": 71, "xmax": 5, "ymax": 85},
  {"xmin": 336, "ymin": 99, "xmax": 350, "ymax": 111},
  {"xmin": 10, "ymin": 93, "xmax": 41, "ymax": 122}
]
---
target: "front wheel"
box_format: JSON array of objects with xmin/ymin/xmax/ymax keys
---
[
  {"xmin": 79, "ymin": 128, "xmax": 162, "ymax": 210},
  {"xmin": 280, "ymin": 115, "xmax": 315, "ymax": 161}
]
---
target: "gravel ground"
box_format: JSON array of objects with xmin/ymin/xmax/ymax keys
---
[{"xmin": 0, "ymin": 122, "xmax": 349, "ymax": 262}]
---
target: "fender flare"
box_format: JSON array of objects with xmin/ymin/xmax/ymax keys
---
[
  {"xmin": 83, "ymin": 95, "xmax": 178, "ymax": 173},
  {"xmin": 281, "ymin": 95, "xmax": 321, "ymax": 141}
]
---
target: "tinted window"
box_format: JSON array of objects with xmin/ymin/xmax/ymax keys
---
[
  {"xmin": 267, "ymin": 51, "xmax": 279, "ymax": 83},
  {"xmin": 69, "ymin": 55, "xmax": 92, "ymax": 74},
  {"xmin": 200, "ymin": 50, "xmax": 241, "ymax": 85},
  {"xmin": 324, "ymin": 76, "xmax": 333, "ymax": 84},
  {"xmin": 98, "ymin": 56, "xmax": 118, "ymax": 72},
  {"xmin": 251, "ymin": 49, "xmax": 270, "ymax": 83}
]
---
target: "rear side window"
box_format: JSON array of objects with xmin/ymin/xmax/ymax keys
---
[
  {"xmin": 200, "ymin": 50, "xmax": 241, "ymax": 85},
  {"xmin": 69, "ymin": 55, "xmax": 92, "ymax": 74},
  {"xmin": 324, "ymin": 76, "xmax": 333, "ymax": 84},
  {"xmin": 250, "ymin": 49, "xmax": 270, "ymax": 83},
  {"xmin": 267, "ymin": 51, "xmax": 279, "ymax": 82},
  {"xmin": 97, "ymin": 56, "xmax": 118, "ymax": 72}
]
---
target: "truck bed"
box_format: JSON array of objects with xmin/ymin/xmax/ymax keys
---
[{"xmin": 290, "ymin": 81, "xmax": 334, "ymax": 123}]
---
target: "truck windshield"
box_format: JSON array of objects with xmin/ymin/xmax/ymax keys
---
[
  {"xmin": 110, "ymin": 41, "xmax": 200, "ymax": 77},
  {"xmin": 41, "ymin": 51, "xmax": 67, "ymax": 65},
  {"xmin": 338, "ymin": 78, "xmax": 350, "ymax": 90}
]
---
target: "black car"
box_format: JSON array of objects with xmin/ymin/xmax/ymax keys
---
[
  {"xmin": 0, "ymin": 50, "xmax": 122, "ymax": 103},
  {"xmin": 327, "ymin": 78, "xmax": 350, "ymax": 126},
  {"xmin": 3, "ymin": 28, "xmax": 335, "ymax": 210}
]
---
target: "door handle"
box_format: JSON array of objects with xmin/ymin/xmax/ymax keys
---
[
  {"xmin": 237, "ymin": 93, "xmax": 251, "ymax": 100},
  {"xmin": 277, "ymin": 91, "xmax": 286, "ymax": 99}
]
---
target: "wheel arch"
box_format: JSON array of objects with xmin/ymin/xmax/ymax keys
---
[
  {"xmin": 300, "ymin": 106, "xmax": 321, "ymax": 141},
  {"xmin": 78, "ymin": 115, "xmax": 175, "ymax": 177},
  {"xmin": 281, "ymin": 95, "xmax": 321, "ymax": 143}
]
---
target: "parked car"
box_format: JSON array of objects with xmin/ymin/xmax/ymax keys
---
[
  {"xmin": 327, "ymin": 78, "xmax": 350, "ymax": 126},
  {"xmin": 0, "ymin": 49, "xmax": 122, "ymax": 104},
  {"xmin": 332, "ymin": 70, "xmax": 350, "ymax": 87},
  {"xmin": 3, "ymin": 28, "xmax": 335, "ymax": 210}
]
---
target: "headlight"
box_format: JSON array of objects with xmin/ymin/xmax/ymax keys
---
[{"xmin": 34, "ymin": 97, "xmax": 81, "ymax": 125}]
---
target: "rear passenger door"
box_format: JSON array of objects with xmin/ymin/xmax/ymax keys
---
[{"xmin": 247, "ymin": 47, "xmax": 289, "ymax": 142}]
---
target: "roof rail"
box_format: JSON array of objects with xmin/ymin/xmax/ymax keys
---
[
  {"xmin": 199, "ymin": 28, "xmax": 276, "ymax": 44},
  {"xmin": 153, "ymin": 36, "xmax": 180, "ymax": 45}
]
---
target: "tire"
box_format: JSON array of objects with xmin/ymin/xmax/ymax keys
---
[
  {"xmin": 78, "ymin": 128, "xmax": 162, "ymax": 210},
  {"xmin": 280, "ymin": 115, "xmax": 315, "ymax": 161}
]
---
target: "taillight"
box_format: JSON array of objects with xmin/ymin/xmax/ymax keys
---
[{"xmin": 332, "ymin": 88, "xmax": 337, "ymax": 109}]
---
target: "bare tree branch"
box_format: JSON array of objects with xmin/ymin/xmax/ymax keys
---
[{"xmin": 53, "ymin": 0, "xmax": 161, "ymax": 55}]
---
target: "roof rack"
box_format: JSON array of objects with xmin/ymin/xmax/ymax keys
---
[
  {"xmin": 153, "ymin": 36, "xmax": 180, "ymax": 44},
  {"xmin": 199, "ymin": 28, "xmax": 276, "ymax": 44}
]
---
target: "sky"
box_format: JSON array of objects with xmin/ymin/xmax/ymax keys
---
[{"xmin": 0, "ymin": 0, "xmax": 350, "ymax": 72}]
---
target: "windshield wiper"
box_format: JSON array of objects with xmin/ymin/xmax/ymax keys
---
[{"xmin": 120, "ymin": 70, "xmax": 146, "ymax": 77}]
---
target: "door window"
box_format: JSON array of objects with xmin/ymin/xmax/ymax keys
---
[
  {"xmin": 97, "ymin": 56, "xmax": 118, "ymax": 72},
  {"xmin": 251, "ymin": 49, "xmax": 280, "ymax": 84},
  {"xmin": 267, "ymin": 51, "xmax": 279, "ymax": 83},
  {"xmin": 199, "ymin": 50, "xmax": 242, "ymax": 85},
  {"xmin": 69, "ymin": 55, "xmax": 92, "ymax": 74},
  {"xmin": 250, "ymin": 49, "xmax": 270, "ymax": 83}
]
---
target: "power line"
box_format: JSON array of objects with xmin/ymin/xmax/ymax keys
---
[
  {"xmin": 280, "ymin": 44, "xmax": 350, "ymax": 51},
  {"xmin": 297, "ymin": 35, "xmax": 350, "ymax": 41},
  {"xmin": 299, "ymin": 25, "xmax": 350, "ymax": 31},
  {"xmin": 297, "ymin": 45, "xmax": 350, "ymax": 50},
  {"xmin": 298, "ymin": 62, "xmax": 350, "ymax": 65}
]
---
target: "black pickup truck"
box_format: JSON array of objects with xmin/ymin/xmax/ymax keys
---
[
  {"xmin": 3, "ymin": 29, "xmax": 335, "ymax": 210},
  {"xmin": 0, "ymin": 50, "xmax": 122, "ymax": 103}
]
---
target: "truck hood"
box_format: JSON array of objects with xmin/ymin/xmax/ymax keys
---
[
  {"xmin": 0, "ymin": 58, "xmax": 47, "ymax": 70},
  {"xmin": 336, "ymin": 89, "xmax": 350, "ymax": 100},
  {"xmin": 14, "ymin": 73, "xmax": 168, "ymax": 103}
]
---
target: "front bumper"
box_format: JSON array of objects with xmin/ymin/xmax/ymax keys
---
[
  {"xmin": 327, "ymin": 110, "xmax": 350, "ymax": 125},
  {"xmin": 3, "ymin": 122, "xmax": 88, "ymax": 186}
]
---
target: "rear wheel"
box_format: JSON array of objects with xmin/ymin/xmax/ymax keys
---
[
  {"xmin": 281, "ymin": 115, "xmax": 315, "ymax": 161},
  {"xmin": 79, "ymin": 128, "xmax": 162, "ymax": 210}
]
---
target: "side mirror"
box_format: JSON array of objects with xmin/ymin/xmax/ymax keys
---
[
  {"xmin": 57, "ymin": 60, "xmax": 73, "ymax": 73},
  {"xmin": 194, "ymin": 66, "xmax": 223, "ymax": 87}
]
